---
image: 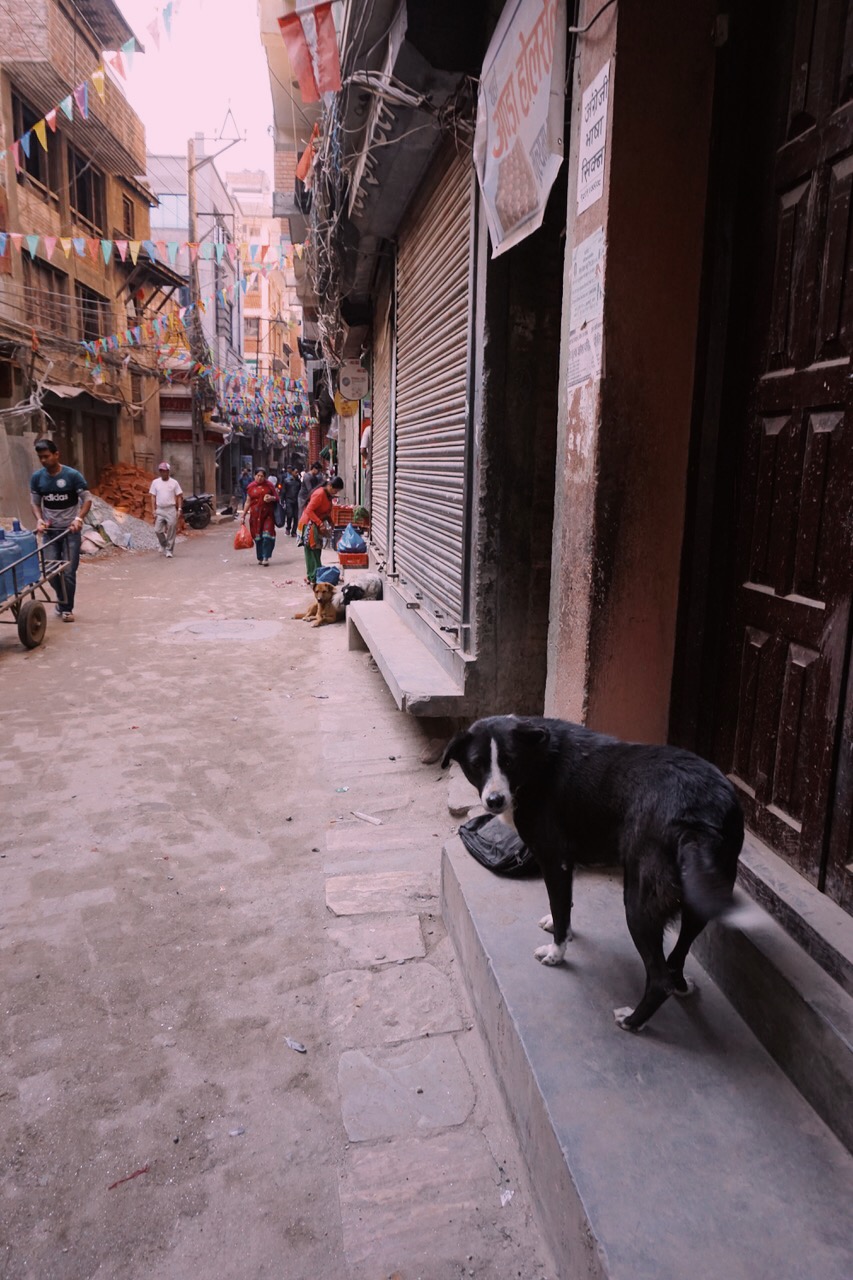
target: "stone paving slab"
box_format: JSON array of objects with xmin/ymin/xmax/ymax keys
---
[
  {"xmin": 325, "ymin": 913, "xmax": 426, "ymax": 968},
  {"xmin": 338, "ymin": 1129, "xmax": 530, "ymax": 1280},
  {"xmin": 321, "ymin": 756, "xmax": 435, "ymax": 782},
  {"xmin": 323, "ymin": 847, "xmax": 445, "ymax": 879},
  {"xmin": 338, "ymin": 1034, "xmax": 475, "ymax": 1140},
  {"xmin": 324, "ymin": 825, "xmax": 425, "ymax": 852},
  {"xmin": 325, "ymin": 871, "xmax": 438, "ymax": 915},
  {"xmin": 319, "ymin": 737, "xmax": 430, "ymax": 764},
  {"xmin": 324, "ymin": 963, "xmax": 464, "ymax": 1048}
]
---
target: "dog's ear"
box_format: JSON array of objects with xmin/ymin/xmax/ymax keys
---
[
  {"xmin": 441, "ymin": 730, "xmax": 468, "ymax": 769},
  {"xmin": 512, "ymin": 722, "xmax": 551, "ymax": 752}
]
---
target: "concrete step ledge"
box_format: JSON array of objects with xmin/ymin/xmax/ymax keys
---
[
  {"xmin": 441, "ymin": 836, "xmax": 853, "ymax": 1280},
  {"xmin": 693, "ymin": 904, "xmax": 853, "ymax": 1154},
  {"xmin": 737, "ymin": 833, "xmax": 853, "ymax": 997},
  {"xmin": 347, "ymin": 600, "xmax": 466, "ymax": 716}
]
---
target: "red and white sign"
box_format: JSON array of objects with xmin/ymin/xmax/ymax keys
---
[{"xmin": 474, "ymin": 0, "xmax": 566, "ymax": 258}]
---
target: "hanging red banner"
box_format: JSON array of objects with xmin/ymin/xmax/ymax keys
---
[
  {"xmin": 314, "ymin": 3, "xmax": 342, "ymax": 95},
  {"xmin": 278, "ymin": 13, "xmax": 320, "ymax": 103}
]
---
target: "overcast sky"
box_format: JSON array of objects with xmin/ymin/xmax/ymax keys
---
[{"xmin": 117, "ymin": 0, "xmax": 274, "ymax": 179}]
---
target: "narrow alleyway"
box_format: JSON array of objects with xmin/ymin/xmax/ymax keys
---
[{"xmin": 0, "ymin": 527, "xmax": 556, "ymax": 1280}]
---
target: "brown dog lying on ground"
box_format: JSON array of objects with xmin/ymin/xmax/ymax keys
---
[{"xmin": 293, "ymin": 581, "xmax": 342, "ymax": 627}]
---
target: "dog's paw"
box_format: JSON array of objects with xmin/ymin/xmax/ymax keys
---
[
  {"xmin": 613, "ymin": 1007, "xmax": 642, "ymax": 1031},
  {"xmin": 538, "ymin": 914, "xmax": 573, "ymax": 941},
  {"xmin": 534, "ymin": 942, "xmax": 566, "ymax": 966},
  {"xmin": 673, "ymin": 977, "xmax": 696, "ymax": 998}
]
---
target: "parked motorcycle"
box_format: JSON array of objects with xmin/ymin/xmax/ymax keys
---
[{"xmin": 182, "ymin": 493, "xmax": 214, "ymax": 530}]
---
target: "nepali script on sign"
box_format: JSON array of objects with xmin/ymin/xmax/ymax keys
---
[
  {"xmin": 474, "ymin": 0, "xmax": 567, "ymax": 258},
  {"xmin": 576, "ymin": 60, "xmax": 610, "ymax": 215}
]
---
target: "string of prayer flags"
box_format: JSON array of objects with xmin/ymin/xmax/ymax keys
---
[{"xmin": 0, "ymin": 232, "xmax": 301, "ymax": 274}]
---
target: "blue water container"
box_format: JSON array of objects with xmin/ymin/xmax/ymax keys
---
[
  {"xmin": 0, "ymin": 530, "xmax": 16, "ymax": 602},
  {"xmin": 6, "ymin": 522, "xmax": 40, "ymax": 591}
]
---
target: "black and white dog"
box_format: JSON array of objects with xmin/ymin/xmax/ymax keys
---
[
  {"xmin": 442, "ymin": 716, "xmax": 744, "ymax": 1031},
  {"xmin": 340, "ymin": 572, "xmax": 383, "ymax": 610}
]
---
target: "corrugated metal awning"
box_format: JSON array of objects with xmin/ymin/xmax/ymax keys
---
[
  {"xmin": 43, "ymin": 383, "xmax": 83, "ymax": 399},
  {"xmin": 43, "ymin": 383, "xmax": 122, "ymax": 406}
]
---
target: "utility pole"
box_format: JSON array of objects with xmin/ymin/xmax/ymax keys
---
[
  {"xmin": 186, "ymin": 126, "xmax": 245, "ymax": 496},
  {"xmin": 187, "ymin": 135, "xmax": 205, "ymax": 497}
]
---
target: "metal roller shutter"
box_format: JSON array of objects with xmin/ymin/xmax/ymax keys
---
[
  {"xmin": 393, "ymin": 149, "xmax": 473, "ymax": 628},
  {"xmin": 370, "ymin": 275, "xmax": 393, "ymax": 559}
]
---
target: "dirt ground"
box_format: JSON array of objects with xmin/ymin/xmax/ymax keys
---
[{"xmin": 0, "ymin": 525, "xmax": 556, "ymax": 1280}]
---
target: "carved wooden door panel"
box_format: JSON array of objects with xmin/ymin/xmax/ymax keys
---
[{"xmin": 717, "ymin": 0, "xmax": 853, "ymax": 903}]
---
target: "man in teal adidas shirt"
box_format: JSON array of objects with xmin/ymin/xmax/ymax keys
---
[{"xmin": 29, "ymin": 438, "xmax": 92, "ymax": 622}]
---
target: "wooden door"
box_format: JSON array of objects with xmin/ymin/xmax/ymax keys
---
[
  {"xmin": 82, "ymin": 412, "xmax": 116, "ymax": 487},
  {"xmin": 717, "ymin": 0, "xmax": 853, "ymax": 904}
]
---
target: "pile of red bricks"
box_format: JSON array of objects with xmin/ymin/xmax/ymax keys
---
[{"xmin": 93, "ymin": 463, "xmax": 157, "ymax": 524}]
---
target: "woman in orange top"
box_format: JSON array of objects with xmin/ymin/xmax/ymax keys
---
[{"xmin": 298, "ymin": 475, "xmax": 344, "ymax": 582}]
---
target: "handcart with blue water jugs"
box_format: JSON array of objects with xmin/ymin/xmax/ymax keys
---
[{"xmin": 0, "ymin": 529, "xmax": 70, "ymax": 649}]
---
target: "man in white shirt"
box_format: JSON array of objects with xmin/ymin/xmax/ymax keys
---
[
  {"xmin": 359, "ymin": 421, "xmax": 371, "ymax": 507},
  {"xmin": 148, "ymin": 462, "xmax": 183, "ymax": 558}
]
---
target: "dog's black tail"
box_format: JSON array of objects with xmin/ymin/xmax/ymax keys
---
[{"xmin": 677, "ymin": 806, "xmax": 743, "ymax": 922}]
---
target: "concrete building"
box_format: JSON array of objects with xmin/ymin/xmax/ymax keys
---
[
  {"xmin": 227, "ymin": 170, "xmax": 300, "ymax": 385},
  {"xmin": 146, "ymin": 141, "xmax": 243, "ymax": 495},
  {"xmin": 0, "ymin": 0, "xmax": 183, "ymax": 519},
  {"xmin": 225, "ymin": 167, "xmax": 308, "ymax": 477}
]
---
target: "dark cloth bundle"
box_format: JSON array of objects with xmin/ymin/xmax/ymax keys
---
[{"xmin": 458, "ymin": 813, "xmax": 540, "ymax": 877}]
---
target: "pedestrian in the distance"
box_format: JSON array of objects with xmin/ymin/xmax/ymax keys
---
[
  {"xmin": 298, "ymin": 475, "xmax": 344, "ymax": 584},
  {"xmin": 242, "ymin": 467, "xmax": 278, "ymax": 566},
  {"xmin": 238, "ymin": 466, "xmax": 251, "ymax": 501},
  {"xmin": 297, "ymin": 461, "xmax": 323, "ymax": 520},
  {"xmin": 29, "ymin": 437, "xmax": 92, "ymax": 623},
  {"xmin": 148, "ymin": 462, "xmax": 183, "ymax": 558},
  {"xmin": 281, "ymin": 465, "xmax": 301, "ymax": 536},
  {"xmin": 360, "ymin": 419, "xmax": 371, "ymax": 508}
]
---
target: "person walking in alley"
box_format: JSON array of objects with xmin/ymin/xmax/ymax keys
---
[
  {"xmin": 238, "ymin": 466, "xmax": 251, "ymax": 501},
  {"xmin": 148, "ymin": 462, "xmax": 183, "ymax": 558},
  {"xmin": 29, "ymin": 438, "xmax": 92, "ymax": 622},
  {"xmin": 297, "ymin": 461, "xmax": 324, "ymax": 520},
  {"xmin": 298, "ymin": 474, "xmax": 344, "ymax": 584},
  {"xmin": 242, "ymin": 467, "xmax": 278, "ymax": 566},
  {"xmin": 281, "ymin": 465, "xmax": 301, "ymax": 536},
  {"xmin": 359, "ymin": 419, "xmax": 371, "ymax": 508}
]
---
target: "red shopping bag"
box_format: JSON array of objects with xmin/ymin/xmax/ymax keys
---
[{"xmin": 234, "ymin": 523, "xmax": 253, "ymax": 550}]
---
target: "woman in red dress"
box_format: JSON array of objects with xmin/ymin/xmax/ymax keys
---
[
  {"xmin": 241, "ymin": 468, "xmax": 278, "ymax": 565},
  {"xmin": 298, "ymin": 475, "xmax": 344, "ymax": 583}
]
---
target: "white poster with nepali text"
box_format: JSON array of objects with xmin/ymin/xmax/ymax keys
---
[
  {"xmin": 576, "ymin": 60, "xmax": 610, "ymax": 215},
  {"xmin": 474, "ymin": 0, "xmax": 567, "ymax": 258}
]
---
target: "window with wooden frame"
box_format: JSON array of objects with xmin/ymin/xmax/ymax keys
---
[
  {"xmin": 122, "ymin": 194, "xmax": 135, "ymax": 238},
  {"xmin": 68, "ymin": 144, "xmax": 106, "ymax": 231},
  {"xmin": 12, "ymin": 92, "xmax": 60, "ymax": 198},
  {"xmin": 75, "ymin": 281, "xmax": 109, "ymax": 342},
  {"xmin": 23, "ymin": 258, "xmax": 71, "ymax": 334}
]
